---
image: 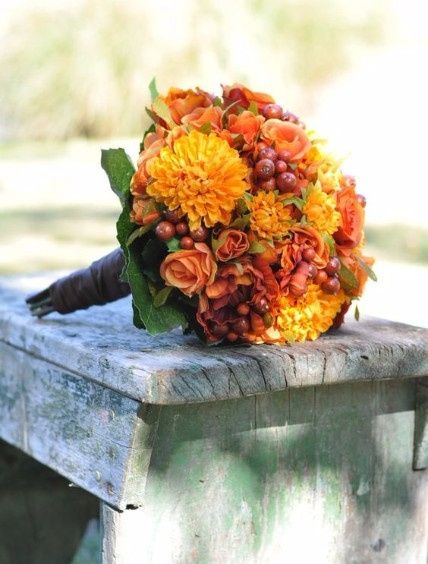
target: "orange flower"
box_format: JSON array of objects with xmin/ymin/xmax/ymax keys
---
[
  {"xmin": 131, "ymin": 130, "xmax": 166, "ymax": 196},
  {"xmin": 334, "ymin": 183, "xmax": 364, "ymax": 254},
  {"xmin": 222, "ymin": 83, "xmax": 275, "ymax": 110},
  {"xmin": 261, "ymin": 119, "xmax": 311, "ymax": 162},
  {"xmin": 160, "ymin": 243, "xmax": 217, "ymax": 298},
  {"xmin": 249, "ymin": 191, "xmax": 293, "ymax": 240},
  {"xmin": 214, "ymin": 229, "xmax": 250, "ymax": 262},
  {"xmin": 147, "ymin": 131, "xmax": 249, "ymax": 230},
  {"xmin": 181, "ymin": 106, "xmax": 222, "ymax": 131},
  {"xmin": 160, "ymin": 87, "xmax": 213, "ymax": 124},
  {"xmin": 130, "ymin": 196, "xmax": 160, "ymax": 225},
  {"xmin": 225, "ymin": 111, "xmax": 264, "ymax": 150}
]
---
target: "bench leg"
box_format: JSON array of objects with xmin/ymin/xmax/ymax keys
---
[
  {"xmin": 0, "ymin": 440, "xmax": 98, "ymax": 564},
  {"xmin": 101, "ymin": 503, "xmax": 147, "ymax": 564}
]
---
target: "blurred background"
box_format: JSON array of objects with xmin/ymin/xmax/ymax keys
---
[{"xmin": 1, "ymin": 0, "xmax": 427, "ymax": 329}]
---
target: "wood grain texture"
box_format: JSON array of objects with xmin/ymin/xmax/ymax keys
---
[
  {"xmin": 100, "ymin": 380, "xmax": 428, "ymax": 564},
  {"xmin": 413, "ymin": 381, "xmax": 428, "ymax": 470},
  {"xmin": 0, "ymin": 341, "xmax": 159, "ymax": 509},
  {"xmin": 1, "ymin": 275, "xmax": 427, "ymax": 405}
]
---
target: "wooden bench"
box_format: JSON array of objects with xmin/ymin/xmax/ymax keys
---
[{"xmin": 1, "ymin": 275, "xmax": 428, "ymax": 563}]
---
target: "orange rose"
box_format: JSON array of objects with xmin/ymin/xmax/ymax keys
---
[
  {"xmin": 334, "ymin": 184, "xmax": 364, "ymax": 254},
  {"xmin": 281, "ymin": 225, "xmax": 329, "ymax": 272},
  {"xmin": 161, "ymin": 87, "xmax": 213, "ymax": 124},
  {"xmin": 222, "ymin": 83, "xmax": 275, "ymax": 110},
  {"xmin": 181, "ymin": 106, "xmax": 222, "ymax": 132},
  {"xmin": 261, "ymin": 119, "xmax": 311, "ymax": 162},
  {"xmin": 226, "ymin": 111, "xmax": 264, "ymax": 150},
  {"xmin": 130, "ymin": 196, "xmax": 160, "ymax": 225},
  {"xmin": 160, "ymin": 243, "xmax": 217, "ymax": 297},
  {"xmin": 131, "ymin": 130, "xmax": 166, "ymax": 196},
  {"xmin": 214, "ymin": 229, "xmax": 250, "ymax": 262}
]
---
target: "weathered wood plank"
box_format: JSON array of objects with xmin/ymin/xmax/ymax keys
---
[
  {"xmin": 1, "ymin": 276, "xmax": 427, "ymax": 405},
  {"xmin": 413, "ymin": 381, "xmax": 428, "ymax": 470},
  {"xmin": 100, "ymin": 380, "xmax": 428, "ymax": 563},
  {"xmin": 0, "ymin": 341, "xmax": 159, "ymax": 509}
]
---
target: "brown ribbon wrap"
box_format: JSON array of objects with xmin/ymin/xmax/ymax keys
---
[{"xmin": 26, "ymin": 248, "xmax": 131, "ymax": 316}]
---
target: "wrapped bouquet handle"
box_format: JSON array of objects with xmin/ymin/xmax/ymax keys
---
[{"xmin": 26, "ymin": 248, "xmax": 130, "ymax": 317}]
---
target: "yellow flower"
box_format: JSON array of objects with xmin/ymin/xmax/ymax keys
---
[
  {"xmin": 276, "ymin": 284, "xmax": 348, "ymax": 342},
  {"xmin": 249, "ymin": 191, "xmax": 293, "ymax": 240},
  {"xmin": 303, "ymin": 183, "xmax": 341, "ymax": 234},
  {"xmin": 147, "ymin": 130, "xmax": 249, "ymax": 230}
]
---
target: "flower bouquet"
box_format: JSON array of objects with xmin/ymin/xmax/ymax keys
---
[{"xmin": 27, "ymin": 81, "xmax": 375, "ymax": 345}]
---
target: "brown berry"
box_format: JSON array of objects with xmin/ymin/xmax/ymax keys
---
[
  {"xmin": 276, "ymin": 172, "xmax": 297, "ymax": 193},
  {"xmin": 155, "ymin": 221, "xmax": 176, "ymax": 241},
  {"xmin": 262, "ymin": 103, "xmax": 283, "ymax": 120},
  {"xmin": 255, "ymin": 158, "xmax": 275, "ymax": 180},
  {"xmin": 253, "ymin": 297, "xmax": 269, "ymax": 315},
  {"xmin": 314, "ymin": 270, "xmax": 328, "ymax": 285},
  {"xmin": 190, "ymin": 226, "xmax": 209, "ymax": 242},
  {"xmin": 180, "ymin": 236, "xmax": 194, "ymax": 249},
  {"xmin": 212, "ymin": 324, "xmax": 229, "ymax": 338},
  {"xmin": 233, "ymin": 317, "xmax": 250, "ymax": 335},
  {"xmin": 356, "ymin": 194, "xmax": 366, "ymax": 208},
  {"xmin": 259, "ymin": 178, "xmax": 276, "ymax": 192},
  {"xmin": 308, "ymin": 264, "xmax": 317, "ymax": 278},
  {"xmin": 176, "ymin": 222, "xmax": 189, "ymax": 236},
  {"xmin": 277, "ymin": 149, "xmax": 292, "ymax": 162},
  {"xmin": 237, "ymin": 303, "xmax": 250, "ymax": 316},
  {"xmin": 275, "ymin": 160, "xmax": 288, "ymax": 174},
  {"xmin": 226, "ymin": 331, "xmax": 239, "ymax": 342},
  {"xmin": 325, "ymin": 257, "xmax": 340, "ymax": 276},
  {"xmin": 258, "ymin": 147, "xmax": 277, "ymax": 161},
  {"xmin": 282, "ymin": 111, "xmax": 299, "ymax": 123},
  {"xmin": 322, "ymin": 277, "xmax": 341, "ymax": 295},
  {"xmin": 302, "ymin": 247, "xmax": 316, "ymax": 262},
  {"xmin": 163, "ymin": 209, "xmax": 182, "ymax": 224},
  {"xmin": 263, "ymin": 313, "xmax": 273, "ymax": 328}
]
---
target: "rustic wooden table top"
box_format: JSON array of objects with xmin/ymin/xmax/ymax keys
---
[{"xmin": 1, "ymin": 274, "xmax": 427, "ymax": 405}]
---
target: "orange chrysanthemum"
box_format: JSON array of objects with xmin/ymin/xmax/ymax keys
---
[
  {"xmin": 303, "ymin": 183, "xmax": 341, "ymax": 235},
  {"xmin": 275, "ymin": 283, "xmax": 348, "ymax": 342},
  {"xmin": 249, "ymin": 191, "xmax": 293, "ymax": 240},
  {"xmin": 147, "ymin": 130, "xmax": 249, "ymax": 230}
]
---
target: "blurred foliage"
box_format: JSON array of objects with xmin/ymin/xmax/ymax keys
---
[
  {"xmin": 0, "ymin": 0, "xmax": 386, "ymax": 140},
  {"xmin": 366, "ymin": 225, "xmax": 428, "ymax": 265}
]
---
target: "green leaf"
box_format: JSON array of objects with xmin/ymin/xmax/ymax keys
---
[
  {"xmin": 248, "ymin": 101, "xmax": 258, "ymax": 115},
  {"xmin": 148, "ymin": 77, "xmax": 159, "ymax": 102},
  {"xmin": 166, "ymin": 237, "xmax": 181, "ymax": 252},
  {"xmin": 356, "ymin": 256, "xmax": 377, "ymax": 282},
  {"xmin": 153, "ymin": 286, "xmax": 173, "ymax": 308},
  {"xmin": 354, "ymin": 304, "xmax": 360, "ymax": 321},
  {"xmin": 101, "ymin": 148, "xmax": 135, "ymax": 207},
  {"xmin": 243, "ymin": 192, "xmax": 254, "ymax": 202},
  {"xmin": 230, "ymin": 214, "xmax": 250, "ymax": 230},
  {"xmin": 322, "ymin": 232, "xmax": 336, "ymax": 255},
  {"xmin": 282, "ymin": 196, "xmax": 305, "ymax": 211},
  {"xmin": 126, "ymin": 223, "xmax": 156, "ymax": 247},
  {"xmin": 338, "ymin": 261, "xmax": 358, "ymax": 291},
  {"xmin": 213, "ymin": 96, "xmax": 223, "ymax": 107},
  {"xmin": 248, "ymin": 240, "xmax": 266, "ymax": 254},
  {"xmin": 152, "ymin": 97, "xmax": 176, "ymax": 129},
  {"xmin": 198, "ymin": 121, "xmax": 212, "ymax": 135},
  {"xmin": 288, "ymin": 163, "xmax": 298, "ymax": 171}
]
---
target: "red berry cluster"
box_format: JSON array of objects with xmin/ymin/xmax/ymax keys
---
[
  {"xmin": 155, "ymin": 210, "xmax": 209, "ymax": 249},
  {"xmin": 252, "ymin": 145, "xmax": 300, "ymax": 194},
  {"xmin": 211, "ymin": 296, "xmax": 273, "ymax": 343}
]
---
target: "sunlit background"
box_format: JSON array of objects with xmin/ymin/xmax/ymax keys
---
[{"xmin": 1, "ymin": 0, "xmax": 427, "ymax": 330}]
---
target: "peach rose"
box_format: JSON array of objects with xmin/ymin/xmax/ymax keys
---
[
  {"xmin": 131, "ymin": 130, "xmax": 166, "ymax": 196},
  {"xmin": 160, "ymin": 243, "xmax": 217, "ymax": 297},
  {"xmin": 214, "ymin": 229, "xmax": 250, "ymax": 262},
  {"xmin": 225, "ymin": 111, "xmax": 264, "ymax": 150},
  {"xmin": 181, "ymin": 106, "xmax": 222, "ymax": 132},
  {"xmin": 130, "ymin": 196, "xmax": 160, "ymax": 226},
  {"xmin": 161, "ymin": 87, "xmax": 213, "ymax": 124},
  {"xmin": 334, "ymin": 184, "xmax": 364, "ymax": 254},
  {"xmin": 261, "ymin": 119, "xmax": 311, "ymax": 162},
  {"xmin": 222, "ymin": 83, "xmax": 275, "ymax": 110}
]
